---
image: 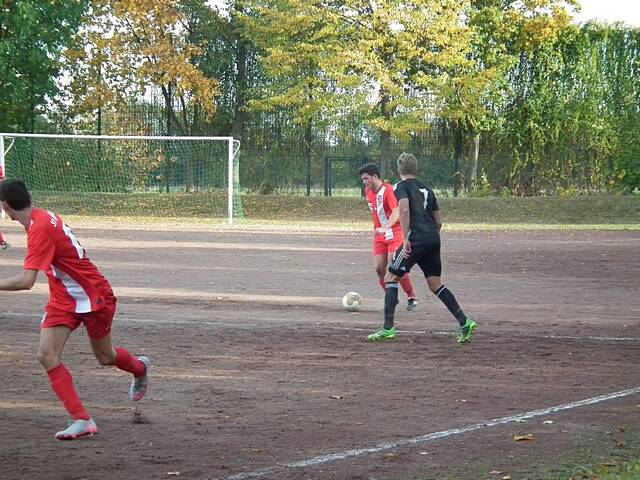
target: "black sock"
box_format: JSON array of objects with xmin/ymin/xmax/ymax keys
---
[
  {"xmin": 434, "ymin": 285, "xmax": 467, "ymax": 326},
  {"xmin": 383, "ymin": 283, "xmax": 399, "ymax": 330}
]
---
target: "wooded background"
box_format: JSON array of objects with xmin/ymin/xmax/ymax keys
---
[{"xmin": 2, "ymin": 0, "xmax": 639, "ymax": 195}]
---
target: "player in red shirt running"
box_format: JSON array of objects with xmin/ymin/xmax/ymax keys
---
[
  {"xmin": 0, "ymin": 163, "xmax": 8, "ymax": 250},
  {"xmin": 0, "ymin": 179, "xmax": 150, "ymax": 440},
  {"xmin": 359, "ymin": 163, "xmax": 417, "ymax": 310}
]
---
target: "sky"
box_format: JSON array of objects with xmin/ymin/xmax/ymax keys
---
[
  {"xmin": 206, "ymin": 0, "xmax": 640, "ymax": 27},
  {"xmin": 572, "ymin": 0, "xmax": 640, "ymax": 27}
]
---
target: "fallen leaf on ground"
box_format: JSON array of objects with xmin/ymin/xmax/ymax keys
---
[{"xmin": 513, "ymin": 434, "xmax": 534, "ymax": 441}]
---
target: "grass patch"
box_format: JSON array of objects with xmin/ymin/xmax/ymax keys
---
[
  {"xmin": 540, "ymin": 432, "xmax": 640, "ymax": 480},
  {"xmin": 449, "ymin": 431, "xmax": 640, "ymax": 480},
  {"xmin": 30, "ymin": 191, "xmax": 640, "ymax": 228},
  {"xmin": 242, "ymin": 193, "xmax": 640, "ymax": 225}
]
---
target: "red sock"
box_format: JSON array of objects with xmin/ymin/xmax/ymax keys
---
[
  {"xmin": 115, "ymin": 347, "xmax": 146, "ymax": 377},
  {"xmin": 378, "ymin": 279, "xmax": 386, "ymax": 291},
  {"xmin": 0, "ymin": 232, "xmax": 5, "ymax": 242},
  {"xmin": 399, "ymin": 276, "xmax": 416, "ymax": 299},
  {"xmin": 47, "ymin": 364, "xmax": 90, "ymax": 421}
]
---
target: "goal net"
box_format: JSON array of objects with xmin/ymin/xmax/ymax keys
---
[{"xmin": 0, "ymin": 134, "xmax": 243, "ymax": 224}]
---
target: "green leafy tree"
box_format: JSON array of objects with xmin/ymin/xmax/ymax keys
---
[
  {"xmin": 240, "ymin": 0, "xmax": 350, "ymax": 191},
  {"xmin": 242, "ymin": 0, "xmax": 474, "ymax": 177},
  {"xmin": 331, "ymin": 0, "xmax": 474, "ymax": 175},
  {"xmin": 178, "ymin": 0, "xmax": 259, "ymax": 141},
  {"xmin": 0, "ymin": 0, "xmax": 88, "ymax": 132},
  {"xmin": 441, "ymin": 0, "xmax": 579, "ymax": 193},
  {"xmin": 498, "ymin": 21, "xmax": 640, "ymax": 194}
]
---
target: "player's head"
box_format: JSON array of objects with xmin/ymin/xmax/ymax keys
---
[
  {"xmin": 0, "ymin": 179, "xmax": 32, "ymax": 215},
  {"xmin": 358, "ymin": 163, "xmax": 382, "ymax": 190},
  {"xmin": 358, "ymin": 163, "xmax": 380, "ymax": 178},
  {"xmin": 397, "ymin": 152, "xmax": 418, "ymax": 177}
]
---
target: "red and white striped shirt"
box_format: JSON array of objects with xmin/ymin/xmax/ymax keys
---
[
  {"xmin": 24, "ymin": 208, "xmax": 113, "ymax": 313},
  {"xmin": 365, "ymin": 183, "xmax": 401, "ymax": 239}
]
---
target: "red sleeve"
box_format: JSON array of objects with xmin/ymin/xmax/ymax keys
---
[{"xmin": 24, "ymin": 226, "xmax": 55, "ymax": 271}]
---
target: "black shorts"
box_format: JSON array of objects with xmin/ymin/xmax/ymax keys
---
[{"xmin": 388, "ymin": 243, "xmax": 442, "ymax": 278}]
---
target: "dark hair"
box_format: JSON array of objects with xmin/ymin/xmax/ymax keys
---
[
  {"xmin": 358, "ymin": 162, "xmax": 380, "ymax": 177},
  {"xmin": 0, "ymin": 179, "xmax": 32, "ymax": 210}
]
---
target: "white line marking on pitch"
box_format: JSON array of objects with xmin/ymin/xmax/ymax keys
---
[
  {"xmin": 220, "ymin": 386, "xmax": 640, "ymax": 480},
  {"xmin": 3, "ymin": 312, "xmax": 639, "ymax": 342}
]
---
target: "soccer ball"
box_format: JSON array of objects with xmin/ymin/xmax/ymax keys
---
[{"xmin": 342, "ymin": 292, "xmax": 364, "ymax": 312}]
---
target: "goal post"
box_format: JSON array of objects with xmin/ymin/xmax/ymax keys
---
[{"xmin": 0, "ymin": 133, "xmax": 243, "ymax": 225}]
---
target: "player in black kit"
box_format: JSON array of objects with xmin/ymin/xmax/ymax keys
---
[{"xmin": 367, "ymin": 152, "xmax": 477, "ymax": 344}]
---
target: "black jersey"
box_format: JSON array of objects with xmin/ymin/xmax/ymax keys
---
[{"xmin": 393, "ymin": 178, "xmax": 440, "ymax": 245}]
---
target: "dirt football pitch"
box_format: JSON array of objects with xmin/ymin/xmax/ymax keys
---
[{"xmin": 0, "ymin": 223, "xmax": 639, "ymax": 480}]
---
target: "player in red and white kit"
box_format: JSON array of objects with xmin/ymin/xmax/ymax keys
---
[
  {"xmin": 0, "ymin": 163, "xmax": 9, "ymax": 250},
  {"xmin": 359, "ymin": 163, "xmax": 417, "ymax": 310},
  {"xmin": 0, "ymin": 179, "xmax": 150, "ymax": 440}
]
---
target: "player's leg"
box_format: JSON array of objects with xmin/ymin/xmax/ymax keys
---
[
  {"xmin": 373, "ymin": 252, "xmax": 387, "ymax": 291},
  {"xmin": 385, "ymin": 238, "xmax": 417, "ymax": 309},
  {"xmin": 0, "ymin": 230, "xmax": 8, "ymax": 249},
  {"xmin": 400, "ymin": 275, "xmax": 417, "ymax": 310},
  {"xmin": 367, "ymin": 272, "xmax": 400, "ymax": 341},
  {"xmin": 426, "ymin": 275, "xmax": 467, "ymax": 325},
  {"xmin": 367, "ymin": 245, "xmax": 414, "ymax": 341},
  {"xmin": 420, "ymin": 244, "xmax": 476, "ymax": 343},
  {"xmin": 38, "ymin": 324, "xmax": 97, "ymax": 439},
  {"xmin": 388, "ymin": 248, "xmax": 417, "ymax": 310},
  {"xmin": 85, "ymin": 298, "xmax": 149, "ymax": 401},
  {"xmin": 89, "ymin": 334, "xmax": 149, "ymax": 401}
]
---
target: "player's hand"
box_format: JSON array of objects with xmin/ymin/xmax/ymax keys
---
[
  {"xmin": 374, "ymin": 226, "xmax": 387, "ymax": 236},
  {"xmin": 402, "ymin": 240, "xmax": 412, "ymax": 258}
]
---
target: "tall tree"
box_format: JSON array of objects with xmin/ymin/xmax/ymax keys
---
[
  {"xmin": 442, "ymin": 0, "xmax": 578, "ymax": 192},
  {"xmin": 242, "ymin": 0, "xmax": 474, "ymax": 177},
  {"xmin": 240, "ymin": 0, "xmax": 350, "ymax": 192},
  {"xmin": 178, "ymin": 0, "xmax": 259, "ymax": 141},
  {"xmin": 65, "ymin": 0, "xmax": 220, "ymax": 135},
  {"xmin": 0, "ymin": 0, "xmax": 87, "ymax": 132},
  {"xmin": 334, "ymin": 0, "xmax": 473, "ymax": 175},
  {"xmin": 497, "ymin": 21, "xmax": 640, "ymax": 194}
]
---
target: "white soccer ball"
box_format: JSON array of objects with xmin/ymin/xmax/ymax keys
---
[{"xmin": 342, "ymin": 292, "xmax": 364, "ymax": 312}]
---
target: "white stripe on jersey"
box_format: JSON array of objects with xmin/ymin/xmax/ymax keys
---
[
  {"xmin": 376, "ymin": 185, "xmax": 390, "ymax": 226},
  {"xmin": 51, "ymin": 265, "xmax": 92, "ymax": 313}
]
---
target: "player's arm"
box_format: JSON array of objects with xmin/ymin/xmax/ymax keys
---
[
  {"xmin": 398, "ymin": 198, "xmax": 411, "ymax": 255},
  {"xmin": 386, "ymin": 207, "xmax": 400, "ymax": 228},
  {"xmin": 433, "ymin": 209, "xmax": 442, "ymax": 231},
  {"xmin": 376, "ymin": 206, "xmax": 400, "ymax": 235},
  {"xmin": 0, "ymin": 269, "xmax": 38, "ymax": 291},
  {"xmin": 376, "ymin": 186, "xmax": 400, "ymax": 232}
]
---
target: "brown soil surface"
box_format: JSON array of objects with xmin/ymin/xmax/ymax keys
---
[{"xmin": 0, "ymin": 226, "xmax": 638, "ymax": 480}]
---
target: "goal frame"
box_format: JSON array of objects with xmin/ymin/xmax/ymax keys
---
[{"xmin": 0, "ymin": 133, "xmax": 241, "ymax": 225}]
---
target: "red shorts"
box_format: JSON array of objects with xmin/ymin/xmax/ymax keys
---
[
  {"xmin": 40, "ymin": 295, "xmax": 117, "ymax": 340},
  {"xmin": 372, "ymin": 234, "xmax": 403, "ymax": 256}
]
